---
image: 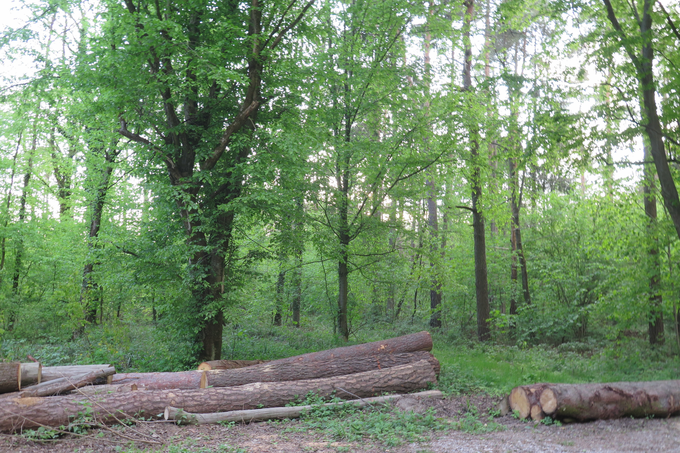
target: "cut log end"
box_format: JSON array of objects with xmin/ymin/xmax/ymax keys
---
[
  {"xmin": 539, "ymin": 388, "xmax": 557, "ymax": 415},
  {"xmin": 530, "ymin": 404, "xmax": 544, "ymax": 421},
  {"xmin": 509, "ymin": 387, "xmax": 530, "ymax": 419}
]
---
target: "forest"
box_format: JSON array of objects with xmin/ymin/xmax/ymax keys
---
[{"xmin": 0, "ymin": 0, "xmax": 679, "ymax": 377}]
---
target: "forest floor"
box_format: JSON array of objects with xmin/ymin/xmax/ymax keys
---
[{"xmin": 1, "ymin": 393, "xmax": 678, "ymax": 453}]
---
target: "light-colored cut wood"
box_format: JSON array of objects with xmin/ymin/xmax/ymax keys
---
[{"xmin": 19, "ymin": 363, "xmax": 41, "ymax": 388}]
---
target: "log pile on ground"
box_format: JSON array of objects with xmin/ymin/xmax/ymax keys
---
[
  {"xmin": 508, "ymin": 380, "xmax": 680, "ymax": 421},
  {"xmin": 0, "ymin": 331, "xmax": 438, "ymax": 433}
]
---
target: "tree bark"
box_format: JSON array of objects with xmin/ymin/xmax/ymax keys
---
[
  {"xmin": 0, "ymin": 363, "xmax": 21, "ymax": 394},
  {"xmin": 197, "ymin": 360, "xmax": 268, "ymax": 371},
  {"xmin": 111, "ymin": 371, "xmax": 206, "ymax": 390},
  {"xmin": 0, "ymin": 360, "xmax": 437, "ymax": 433},
  {"xmin": 41, "ymin": 365, "xmax": 111, "ymax": 382},
  {"xmin": 164, "ymin": 390, "xmax": 444, "ymax": 424},
  {"xmin": 205, "ymin": 351, "xmax": 439, "ymax": 388}
]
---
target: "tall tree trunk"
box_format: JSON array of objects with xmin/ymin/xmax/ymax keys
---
[
  {"xmin": 274, "ymin": 260, "xmax": 285, "ymax": 326},
  {"xmin": 291, "ymin": 197, "xmax": 303, "ymax": 327},
  {"xmin": 81, "ymin": 142, "xmax": 119, "ymax": 326},
  {"xmin": 643, "ymin": 142, "xmax": 664, "ymax": 344},
  {"xmin": 463, "ymin": 0, "xmax": 491, "ymax": 341},
  {"xmin": 424, "ymin": 1, "xmax": 442, "ymax": 328},
  {"xmin": 8, "ymin": 130, "xmax": 36, "ymax": 331},
  {"xmin": 0, "ymin": 134, "xmax": 21, "ymax": 290}
]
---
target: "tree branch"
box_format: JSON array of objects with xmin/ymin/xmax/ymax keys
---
[{"xmin": 201, "ymin": 101, "xmax": 259, "ymax": 171}]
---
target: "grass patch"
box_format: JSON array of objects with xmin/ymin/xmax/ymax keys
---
[{"xmin": 434, "ymin": 337, "xmax": 680, "ymax": 395}]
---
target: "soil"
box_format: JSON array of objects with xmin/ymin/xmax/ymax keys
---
[{"xmin": 1, "ymin": 394, "xmax": 679, "ymax": 453}]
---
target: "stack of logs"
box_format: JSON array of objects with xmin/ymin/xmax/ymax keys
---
[
  {"xmin": 0, "ymin": 331, "xmax": 440, "ymax": 433},
  {"xmin": 509, "ymin": 381, "xmax": 680, "ymax": 422}
]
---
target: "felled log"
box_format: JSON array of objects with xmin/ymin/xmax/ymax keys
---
[
  {"xmin": 111, "ymin": 371, "xmax": 207, "ymax": 390},
  {"xmin": 11, "ymin": 366, "xmax": 116, "ymax": 398},
  {"xmin": 539, "ymin": 381, "xmax": 680, "ymax": 421},
  {"xmin": 105, "ymin": 333, "xmax": 433, "ymax": 391},
  {"xmin": 0, "ymin": 363, "xmax": 42, "ymax": 393},
  {"xmin": 0, "ymin": 359, "xmax": 436, "ymax": 433},
  {"xmin": 42, "ymin": 365, "xmax": 111, "ymax": 383},
  {"xmin": 164, "ymin": 390, "xmax": 444, "ymax": 424},
  {"xmin": 197, "ymin": 360, "xmax": 268, "ymax": 371},
  {"xmin": 270, "ymin": 331, "xmax": 433, "ymax": 365},
  {"xmin": 0, "ymin": 363, "xmax": 21, "ymax": 393},
  {"xmin": 206, "ymin": 351, "xmax": 439, "ymax": 388}
]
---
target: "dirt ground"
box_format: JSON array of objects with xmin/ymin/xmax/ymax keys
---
[{"xmin": 1, "ymin": 394, "xmax": 679, "ymax": 453}]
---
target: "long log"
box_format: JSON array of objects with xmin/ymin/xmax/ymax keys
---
[
  {"xmin": 164, "ymin": 390, "xmax": 444, "ymax": 424},
  {"xmin": 197, "ymin": 360, "xmax": 268, "ymax": 371},
  {"xmin": 106, "ymin": 333, "xmax": 433, "ymax": 391},
  {"xmin": 206, "ymin": 351, "xmax": 439, "ymax": 388},
  {"xmin": 0, "ymin": 360, "xmax": 436, "ymax": 433},
  {"xmin": 111, "ymin": 371, "xmax": 207, "ymax": 390},
  {"xmin": 41, "ymin": 365, "xmax": 111, "ymax": 383},
  {"xmin": 538, "ymin": 381, "xmax": 680, "ymax": 421},
  {"xmin": 270, "ymin": 331, "xmax": 433, "ymax": 365},
  {"xmin": 12, "ymin": 366, "xmax": 116, "ymax": 398},
  {"xmin": 0, "ymin": 363, "xmax": 21, "ymax": 393}
]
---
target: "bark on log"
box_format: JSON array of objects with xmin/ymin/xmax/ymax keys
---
[
  {"xmin": 197, "ymin": 360, "xmax": 268, "ymax": 371},
  {"xmin": 164, "ymin": 390, "xmax": 444, "ymax": 424},
  {"xmin": 41, "ymin": 365, "xmax": 111, "ymax": 382},
  {"xmin": 271, "ymin": 331, "xmax": 433, "ymax": 365},
  {"xmin": 0, "ymin": 360, "xmax": 436, "ymax": 433},
  {"xmin": 206, "ymin": 351, "xmax": 439, "ymax": 388},
  {"xmin": 111, "ymin": 371, "xmax": 207, "ymax": 390},
  {"xmin": 538, "ymin": 381, "xmax": 680, "ymax": 421},
  {"xmin": 67, "ymin": 384, "xmax": 140, "ymax": 396},
  {"xmin": 19, "ymin": 363, "xmax": 41, "ymax": 388},
  {"xmin": 0, "ymin": 363, "xmax": 21, "ymax": 393},
  {"xmin": 107, "ymin": 333, "xmax": 433, "ymax": 391},
  {"xmin": 11, "ymin": 367, "xmax": 116, "ymax": 398}
]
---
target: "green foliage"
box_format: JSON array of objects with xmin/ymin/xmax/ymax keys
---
[{"xmin": 289, "ymin": 395, "xmax": 451, "ymax": 447}]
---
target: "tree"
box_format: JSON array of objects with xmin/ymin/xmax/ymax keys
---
[
  {"xmin": 92, "ymin": 0, "xmax": 314, "ymax": 360},
  {"xmin": 600, "ymin": 0, "xmax": 680, "ymax": 240}
]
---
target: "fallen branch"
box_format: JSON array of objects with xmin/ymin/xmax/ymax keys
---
[{"xmin": 164, "ymin": 390, "xmax": 444, "ymax": 424}]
